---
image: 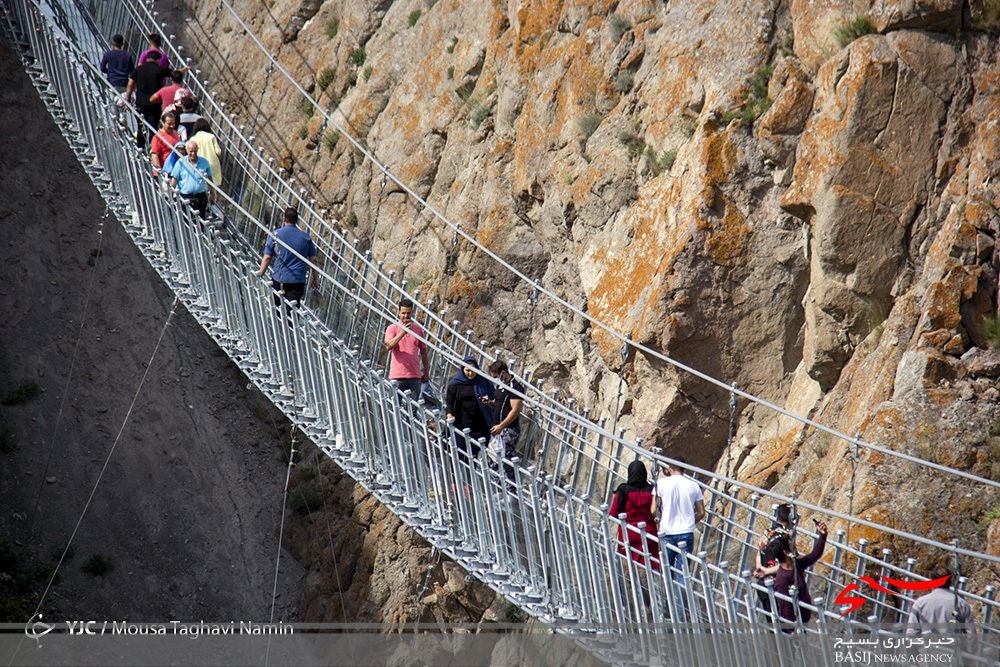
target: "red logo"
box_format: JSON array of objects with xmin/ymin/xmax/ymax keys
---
[{"xmin": 834, "ymin": 575, "xmax": 950, "ymax": 618}]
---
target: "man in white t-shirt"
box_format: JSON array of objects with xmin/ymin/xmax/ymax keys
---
[{"xmin": 655, "ymin": 457, "xmax": 706, "ymax": 578}]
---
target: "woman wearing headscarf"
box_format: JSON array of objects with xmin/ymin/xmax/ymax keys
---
[
  {"xmin": 445, "ymin": 356, "xmax": 494, "ymax": 459},
  {"xmin": 609, "ymin": 460, "xmax": 660, "ymax": 568}
]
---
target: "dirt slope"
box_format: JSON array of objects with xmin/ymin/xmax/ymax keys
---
[{"xmin": 0, "ymin": 33, "xmax": 304, "ymax": 623}]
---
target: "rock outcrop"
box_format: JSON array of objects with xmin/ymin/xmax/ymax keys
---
[{"xmin": 283, "ymin": 447, "xmax": 506, "ymax": 624}]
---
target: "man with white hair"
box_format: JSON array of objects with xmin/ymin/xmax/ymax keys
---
[{"xmin": 169, "ymin": 139, "xmax": 213, "ymax": 218}]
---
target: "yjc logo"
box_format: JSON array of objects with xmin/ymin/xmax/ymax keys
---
[{"xmin": 24, "ymin": 613, "xmax": 54, "ymax": 648}]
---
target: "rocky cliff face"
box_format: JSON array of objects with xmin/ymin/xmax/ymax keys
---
[
  {"xmin": 170, "ymin": 0, "xmax": 1000, "ymax": 606},
  {"xmin": 282, "ymin": 445, "xmax": 508, "ymax": 624}
]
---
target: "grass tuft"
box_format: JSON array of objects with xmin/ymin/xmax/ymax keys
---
[
  {"xmin": 984, "ymin": 315, "xmax": 1000, "ymax": 349},
  {"xmin": 299, "ymin": 97, "xmax": 314, "ymax": 117},
  {"xmin": 834, "ymin": 16, "xmax": 876, "ymax": 47},
  {"xmin": 408, "ymin": 10, "xmax": 421, "ymax": 27},
  {"xmin": 678, "ymin": 115, "xmax": 698, "ymax": 138},
  {"xmin": 325, "ymin": 17, "xmax": 339, "ymax": 39},
  {"xmin": 609, "ymin": 14, "xmax": 631, "ymax": 42},
  {"xmin": 614, "ymin": 71, "xmax": 634, "ymax": 94},
  {"xmin": 318, "ymin": 67, "xmax": 336, "ymax": 92},
  {"xmin": 324, "ymin": 131, "xmax": 340, "ymax": 153},
  {"xmin": 982, "ymin": 500, "xmax": 1000, "ymax": 528},
  {"xmin": 617, "ymin": 130, "xmax": 644, "ymax": 159},
  {"xmin": 659, "ymin": 149, "xmax": 677, "ymax": 171},
  {"xmin": 578, "ymin": 113, "xmax": 603, "ymax": 138},
  {"xmin": 719, "ymin": 64, "xmax": 774, "ymax": 127},
  {"xmin": 2, "ymin": 382, "xmax": 40, "ymax": 406},
  {"xmin": 350, "ymin": 47, "xmax": 367, "ymax": 68},
  {"xmin": 471, "ymin": 105, "xmax": 491, "ymax": 128},
  {"xmin": 82, "ymin": 554, "xmax": 113, "ymax": 578}
]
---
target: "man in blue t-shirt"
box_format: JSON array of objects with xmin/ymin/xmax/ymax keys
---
[
  {"xmin": 100, "ymin": 34, "xmax": 134, "ymax": 93},
  {"xmin": 258, "ymin": 207, "xmax": 319, "ymax": 311},
  {"xmin": 169, "ymin": 140, "xmax": 213, "ymax": 218}
]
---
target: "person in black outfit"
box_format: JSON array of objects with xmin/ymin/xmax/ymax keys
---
[
  {"xmin": 126, "ymin": 54, "xmax": 191, "ymax": 149},
  {"xmin": 485, "ymin": 360, "xmax": 523, "ymax": 481},
  {"xmin": 445, "ymin": 356, "xmax": 494, "ymax": 460},
  {"xmin": 126, "ymin": 51, "xmax": 171, "ymax": 148}
]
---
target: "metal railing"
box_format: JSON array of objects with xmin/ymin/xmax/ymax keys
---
[{"xmin": 3, "ymin": 1, "xmax": 997, "ymax": 664}]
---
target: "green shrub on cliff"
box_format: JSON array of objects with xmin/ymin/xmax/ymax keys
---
[
  {"xmin": 325, "ymin": 18, "xmax": 339, "ymax": 39},
  {"xmin": 720, "ymin": 64, "xmax": 774, "ymax": 127},
  {"xmin": 834, "ymin": 16, "xmax": 876, "ymax": 47},
  {"xmin": 984, "ymin": 315, "xmax": 1000, "ymax": 348},
  {"xmin": 578, "ymin": 113, "xmax": 603, "ymax": 138},
  {"xmin": 318, "ymin": 67, "xmax": 336, "ymax": 91}
]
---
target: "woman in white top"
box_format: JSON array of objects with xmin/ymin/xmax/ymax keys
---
[{"xmin": 189, "ymin": 118, "xmax": 222, "ymax": 187}]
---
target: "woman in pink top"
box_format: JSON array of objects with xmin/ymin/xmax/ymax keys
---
[{"xmin": 609, "ymin": 461, "xmax": 660, "ymax": 569}]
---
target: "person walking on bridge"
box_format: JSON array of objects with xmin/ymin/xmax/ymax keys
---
[
  {"xmin": 126, "ymin": 51, "xmax": 170, "ymax": 148},
  {"xmin": 258, "ymin": 207, "xmax": 319, "ymax": 313},
  {"xmin": 150, "ymin": 113, "xmax": 180, "ymax": 177},
  {"xmin": 610, "ymin": 460, "xmax": 660, "ymax": 569},
  {"xmin": 445, "ymin": 356, "xmax": 493, "ymax": 460},
  {"xmin": 384, "ymin": 298, "xmax": 429, "ymax": 402},
  {"xmin": 655, "ymin": 457, "xmax": 705, "ymax": 579},
  {"xmin": 170, "ymin": 139, "xmax": 213, "ymax": 218},
  {"xmin": 906, "ymin": 566, "xmax": 973, "ymax": 633},
  {"xmin": 100, "ymin": 34, "xmax": 133, "ymax": 94}
]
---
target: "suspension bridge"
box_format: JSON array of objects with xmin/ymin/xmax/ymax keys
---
[{"xmin": 2, "ymin": 0, "xmax": 998, "ymax": 664}]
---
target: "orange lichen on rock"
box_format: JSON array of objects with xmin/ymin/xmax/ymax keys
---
[
  {"xmin": 705, "ymin": 202, "xmax": 750, "ymax": 266},
  {"xmin": 743, "ymin": 429, "xmax": 801, "ymax": 488},
  {"xmin": 584, "ymin": 178, "xmax": 690, "ymax": 357},
  {"xmin": 476, "ymin": 209, "xmax": 505, "ymax": 252},
  {"xmin": 445, "ymin": 276, "xmax": 478, "ymax": 303}
]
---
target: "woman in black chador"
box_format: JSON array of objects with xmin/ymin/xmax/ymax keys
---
[{"xmin": 445, "ymin": 356, "xmax": 494, "ymax": 458}]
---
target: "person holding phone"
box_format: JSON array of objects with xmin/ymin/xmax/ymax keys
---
[{"xmin": 765, "ymin": 519, "xmax": 828, "ymax": 628}]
